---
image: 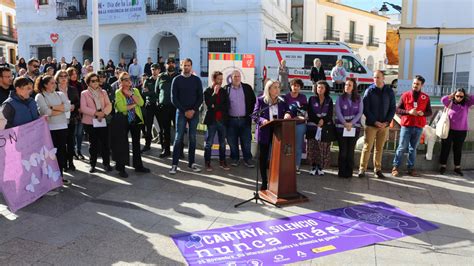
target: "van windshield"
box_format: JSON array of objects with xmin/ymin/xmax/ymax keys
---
[{"xmin": 342, "ymin": 55, "xmax": 367, "ymax": 74}]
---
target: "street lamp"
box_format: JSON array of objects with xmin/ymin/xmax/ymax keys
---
[{"xmin": 379, "ymin": 2, "xmax": 402, "ymax": 13}]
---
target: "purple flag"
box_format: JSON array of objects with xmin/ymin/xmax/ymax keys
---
[
  {"xmin": 172, "ymin": 202, "xmax": 438, "ymax": 265},
  {"xmin": 0, "ymin": 118, "xmax": 63, "ymax": 212}
]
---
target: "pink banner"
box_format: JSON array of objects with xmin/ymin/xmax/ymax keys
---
[{"xmin": 0, "ymin": 118, "xmax": 63, "ymax": 212}]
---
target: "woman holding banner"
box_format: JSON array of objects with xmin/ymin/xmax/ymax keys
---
[
  {"xmin": 35, "ymin": 74, "xmax": 71, "ymax": 185},
  {"xmin": 80, "ymin": 73, "xmax": 113, "ymax": 174}
]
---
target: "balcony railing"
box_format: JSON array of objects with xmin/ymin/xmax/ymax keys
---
[
  {"xmin": 344, "ymin": 33, "xmax": 364, "ymax": 45},
  {"xmin": 0, "ymin": 26, "xmax": 17, "ymax": 43},
  {"xmin": 145, "ymin": 0, "xmax": 187, "ymax": 14},
  {"xmin": 56, "ymin": 0, "xmax": 86, "ymax": 20},
  {"xmin": 367, "ymin": 37, "xmax": 380, "ymax": 47},
  {"xmin": 323, "ymin": 29, "xmax": 340, "ymax": 41}
]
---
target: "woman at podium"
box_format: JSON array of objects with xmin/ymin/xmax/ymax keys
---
[{"xmin": 253, "ymin": 79, "xmax": 290, "ymax": 190}]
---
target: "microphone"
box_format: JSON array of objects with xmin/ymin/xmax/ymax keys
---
[{"xmin": 277, "ymin": 96, "xmax": 286, "ymax": 103}]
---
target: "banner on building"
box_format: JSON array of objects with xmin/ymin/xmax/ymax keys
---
[
  {"xmin": 208, "ymin": 53, "xmax": 255, "ymax": 88},
  {"xmin": 0, "ymin": 118, "xmax": 63, "ymax": 212},
  {"xmin": 88, "ymin": 0, "xmax": 146, "ymax": 25},
  {"xmin": 172, "ymin": 202, "xmax": 438, "ymax": 265}
]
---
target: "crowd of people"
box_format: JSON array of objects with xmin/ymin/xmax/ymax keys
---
[{"xmin": 0, "ymin": 55, "xmax": 473, "ymax": 191}]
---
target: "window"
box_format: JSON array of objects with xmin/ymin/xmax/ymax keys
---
[
  {"xmin": 455, "ymin": 72, "xmax": 469, "ymax": 88},
  {"xmin": 441, "ymin": 72, "xmax": 453, "ymax": 87},
  {"xmin": 39, "ymin": 0, "xmax": 48, "ymax": 5},
  {"xmin": 200, "ymin": 38, "xmax": 236, "ymax": 77},
  {"xmin": 0, "ymin": 47, "xmax": 4, "ymax": 57},
  {"xmin": 342, "ymin": 55, "xmax": 366, "ymax": 74},
  {"xmin": 304, "ymin": 54, "xmax": 337, "ymax": 71},
  {"xmin": 291, "ymin": 0, "xmax": 304, "ymax": 41},
  {"xmin": 349, "ymin": 21, "xmax": 356, "ymax": 39},
  {"xmin": 327, "ymin": 15, "xmax": 333, "ymax": 31},
  {"xmin": 368, "ymin": 25, "xmax": 374, "ymax": 43}
]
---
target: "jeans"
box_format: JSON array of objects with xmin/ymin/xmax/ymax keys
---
[
  {"xmin": 204, "ymin": 122, "xmax": 227, "ymax": 162},
  {"xmin": 295, "ymin": 123, "xmax": 306, "ymax": 169},
  {"xmin": 75, "ymin": 121, "xmax": 84, "ymax": 154},
  {"xmin": 226, "ymin": 118, "xmax": 252, "ymax": 161},
  {"xmin": 172, "ymin": 110, "xmax": 199, "ymax": 166},
  {"xmin": 392, "ymin": 126, "xmax": 423, "ymax": 169}
]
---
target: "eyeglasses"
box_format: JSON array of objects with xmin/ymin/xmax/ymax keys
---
[
  {"xmin": 90, "ymin": 79, "xmax": 99, "ymax": 83},
  {"xmin": 59, "ymin": 75, "xmax": 68, "ymax": 78},
  {"xmin": 32, "ymin": 65, "xmax": 40, "ymax": 68}
]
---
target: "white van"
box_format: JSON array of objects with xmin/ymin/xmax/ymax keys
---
[{"xmin": 264, "ymin": 39, "xmax": 373, "ymax": 91}]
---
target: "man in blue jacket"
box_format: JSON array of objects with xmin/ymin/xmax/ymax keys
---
[
  {"xmin": 0, "ymin": 77, "xmax": 39, "ymax": 130},
  {"xmin": 358, "ymin": 70, "xmax": 396, "ymax": 179}
]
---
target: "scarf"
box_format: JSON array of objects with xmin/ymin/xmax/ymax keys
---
[
  {"xmin": 88, "ymin": 87, "xmax": 102, "ymax": 111},
  {"xmin": 123, "ymin": 89, "xmax": 136, "ymax": 123}
]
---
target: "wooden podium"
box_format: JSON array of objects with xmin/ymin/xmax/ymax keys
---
[{"xmin": 258, "ymin": 119, "xmax": 308, "ymax": 206}]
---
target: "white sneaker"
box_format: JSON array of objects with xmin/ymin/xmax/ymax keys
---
[
  {"xmin": 169, "ymin": 165, "xmax": 177, "ymax": 175},
  {"xmin": 309, "ymin": 168, "xmax": 317, "ymax": 176},
  {"xmin": 188, "ymin": 163, "xmax": 201, "ymax": 172},
  {"xmin": 318, "ymin": 169, "xmax": 325, "ymax": 176}
]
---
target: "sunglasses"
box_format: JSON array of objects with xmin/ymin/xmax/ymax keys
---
[
  {"xmin": 32, "ymin": 65, "xmax": 40, "ymax": 68},
  {"xmin": 59, "ymin": 75, "xmax": 68, "ymax": 78},
  {"xmin": 90, "ymin": 79, "xmax": 99, "ymax": 83},
  {"xmin": 455, "ymin": 95, "xmax": 464, "ymax": 99}
]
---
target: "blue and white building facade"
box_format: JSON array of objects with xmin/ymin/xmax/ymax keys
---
[{"xmin": 16, "ymin": 0, "xmax": 292, "ymax": 86}]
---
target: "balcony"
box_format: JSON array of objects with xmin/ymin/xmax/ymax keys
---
[
  {"xmin": 0, "ymin": 26, "xmax": 17, "ymax": 43},
  {"xmin": 145, "ymin": 0, "xmax": 187, "ymax": 14},
  {"xmin": 56, "ymin": 0, "xmax": 86, "ymax": 20},
  {"xmin": 344, "ymin": 33, "xmax": 364, "ymax": 45},
  {"xmin": 367, "ymin": 37, "xmax": 380, "ymax": 47},
  {"xmin": 323, "ymin": 29, "xmax": 340, "ymax": 41}
]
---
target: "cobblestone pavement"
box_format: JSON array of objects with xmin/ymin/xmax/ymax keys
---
[{"xmin": 0, "ymin": 142, "xmax": 473, "ymax": 265}]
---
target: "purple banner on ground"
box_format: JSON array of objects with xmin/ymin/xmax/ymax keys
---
[{"xmin": 172, "ymin": 202, "xmax": 438, "ymax": 265}]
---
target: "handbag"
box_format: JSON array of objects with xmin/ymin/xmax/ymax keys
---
[
  {"xmin": 435, "ymin": 101, "xmax": 452, "ymax": 139},
  {"xmin": 321, "ymin": 122, "xmax": 337, "ymax": 142}
]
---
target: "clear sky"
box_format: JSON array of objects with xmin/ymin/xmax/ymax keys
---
[{"xmin": 341, "ymin": 0, "xmax": 403, "ymax": 14}]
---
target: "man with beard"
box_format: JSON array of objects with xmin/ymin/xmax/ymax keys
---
[
  {"xmin": 155, "ymin": 58, "xmax": 179, "ymax": 158},
  {"xmin": 24, "ymin": 58, "xmax": 40, "ymax": 84},
  {"xmin": 169, "ymin": 58, "xmax": 203, "ymax": 174},
  {"xmin": 0, "ymin": 67, "xmax": 14, "ymax": 104},
  {"xmin": 141, "ymin": 64, "xmax": 161, "ymax": 152}
]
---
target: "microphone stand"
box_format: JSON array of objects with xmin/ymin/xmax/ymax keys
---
[{"xmin": 235, "ymin": 100, "xmax": 281, "ymax": 208}]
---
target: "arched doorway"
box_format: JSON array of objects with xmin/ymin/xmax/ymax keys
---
[
  {"xmin": 71, "ymin": 35, "xmax": 92, "ymax": 64},
  {"xmin": 150, "ymin": 32, "xmax": 180, "ymax": 63},
  {"xmin": 82, "ymin": 38, "xmax": 93, "ymax": 62},
  {"xmin": 109, "ymin": 34, "xmax": 137, "ymax": 64}
]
